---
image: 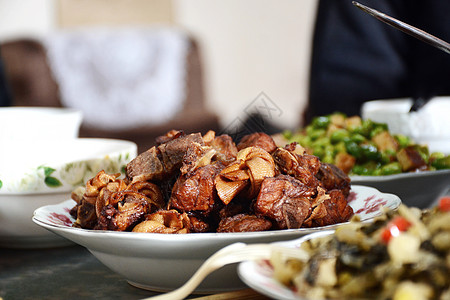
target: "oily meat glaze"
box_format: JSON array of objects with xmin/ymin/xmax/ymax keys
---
[{"xmin": 70, "ymin": 130, "xmax": 353, "ymax": 233}]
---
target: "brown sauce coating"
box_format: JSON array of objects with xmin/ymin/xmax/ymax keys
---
[{"xmin": 71, "ymin": 130, "xmax": 354, "ymax": 233}]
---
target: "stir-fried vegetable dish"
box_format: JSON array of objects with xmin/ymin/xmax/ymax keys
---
[
  {"xmin": 280, "ymin": 113, "xmax": 450, "ymax": 175},
  {"xmin": 270, "ymin": 198, "xmax": 450, "ymax": 299}
]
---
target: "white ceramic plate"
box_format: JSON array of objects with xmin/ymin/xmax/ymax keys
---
[
  {"xmin": 350, "ymin": 168, "xmax": 450, "ymax": 209},
  {"xmin": 32, "ymin": 185, "xmax": 400, "ymax": 292},
  {"xmin": 238, "ymin": 230, "xmax": 334, "ymax": 300}
]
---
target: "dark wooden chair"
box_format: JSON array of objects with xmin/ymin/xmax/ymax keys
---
[{"xmin": 1, "ymin": 36, "xmax": 219, "ymax": 154}]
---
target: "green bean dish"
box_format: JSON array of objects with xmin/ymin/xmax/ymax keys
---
[{"xmin": 280, "ymin": 113, "xmax": 450, "ymax": 176}]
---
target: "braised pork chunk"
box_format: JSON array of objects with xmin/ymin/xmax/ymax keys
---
[{"xmin": 72, "ymin": 130, "xmax": 353, "ymax": 233}]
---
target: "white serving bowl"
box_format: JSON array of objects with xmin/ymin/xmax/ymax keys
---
[
  {"xmin": 361, "ymin": 97, "xmax": 450, "ymax": 154},
  {"xmin": 33, "ymin": 185, "xmax": 400, "ymax": 293},
  {"xmin": 0, "ymin": 138, "xmax": 137, "ymax": 248},
  {"xmin": 0, "ymin": 106, "xmax": 83, "ymax": 141},
  {"xmin": 350, "ymin": 169, "xmax": 450, "ymax": 209}
]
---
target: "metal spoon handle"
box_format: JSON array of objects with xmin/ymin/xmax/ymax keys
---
[{"xmin": 353, "ymin": 1, "xmax": 450, "ymax": 55}]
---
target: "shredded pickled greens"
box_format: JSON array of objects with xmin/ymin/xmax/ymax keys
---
[{"xmin": 270, "ymin": 204, "xmax": 450, "ymax": 299}]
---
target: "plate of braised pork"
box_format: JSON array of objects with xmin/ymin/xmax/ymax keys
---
[{"xmin": 32, "ymin": 130, "xmax": 401, "ymax": 292}]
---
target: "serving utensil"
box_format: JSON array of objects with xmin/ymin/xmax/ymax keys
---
[
  {"xmin": 352, "ymin": 1, "xmax": 450, "ymax": 112},
  {"xmin": 408, "ymin": 96, "xmax": 430, "ymax": 112},
  {"xmin": 352, "ymin": 1, "xmax": 450, "ymax": 55},
  {"xmin": 144, "ymin": 242, "xmax": 308, "ymax": 300}
]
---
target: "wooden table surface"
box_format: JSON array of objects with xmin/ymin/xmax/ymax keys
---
[{"xmin": 0, "ymin": 244, "xmax": 270, "ymax": 300}]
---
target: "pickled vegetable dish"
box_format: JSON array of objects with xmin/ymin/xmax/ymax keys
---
[
  {"xmin": 281, "ymin": 113, "xmax": 450, "ymax": 175},
  {"xmin": 270, "ymin": 199, "xmax": 450, "ymax": 299}
]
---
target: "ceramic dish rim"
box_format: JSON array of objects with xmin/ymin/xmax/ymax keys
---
[
  {"xmin": 350, "ymin": 168, "xmax": 450, "ymax": 182},
  {"xmin": 32, "ymin": 185, "xmax": 401, "ymax": 241}
]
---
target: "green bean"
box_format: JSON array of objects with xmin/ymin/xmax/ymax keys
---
[
  {"xmin": 356, "ymin": 119, "xmax": 374, "ymax": 138},
  {"xmin": 381, "ymin": 149, "xmax": 396, "ymax": 164},
  {"xmin": 322, "ymin": 155, "xmax": 335, "ymax": 164},
  {"xmin": 312, "ymin": 146, "xmax": 325, "ymax": 158},
  {"xmin": 330, "ymin": 129, "xmax": 349, "ymax": 144},
  {"xmin": 324, "ymin": 145, "xmax": 335, "ymax": 158},
  {"xmin": 395, "ymin": 134, "xmax": 411, "ymax": 148},
  {"xmin": 352, "ymin": 162, "xmax": 379, "ymax": 175},
  {"xmin": 349, "ymin": 133, "xmax": 366, "ymax": 144},
  {"xmin": 372, "ymin": 168, "xmax": 382, "ymax": 176},
  {"xmin": 306, "ymin": 126, "xmax": 326, "ymax": 141},
  {"xmin": 311, "ymin": 115, "xmax": 330, "ymax": 129},
  {"xmin": 431, "ymin": 156, "xmax": 450, "ymax": 170},
  {"xmin": 312, "ymin": 136, "xmax": 330, "ymax": 148},
  {"xmin": 301, "ymin": 136, "xmax": 313, "ymax": 147},
  {"xmin": 360, "ymin": 143, "xmax": 381, "ymax": 161},
  {"xmin": 335, "ymin": 142, "xmax": 347, "ymax": 154},
  {"xmin": 380, "ymin": 162, "xmax": 402, "ymax": 175},
  {"xmin": 351, "ymin": 165, "xmax": 366, "ymax": 175},
  {"xmin": 370, "ymin": 121, "xmax": 388, "ymax": 135},
  {"xmin": 345, "ymin": 140, "xmax": 362, "ymax": 159},
  {"xmin": 430, "ymin": 152, "xmax": 445, "ymax": 160}
]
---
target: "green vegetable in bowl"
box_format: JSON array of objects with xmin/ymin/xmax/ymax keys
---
[
  {"xmin": 432, "ymin": 155, "xmax": 450, "ymax": 170},
  {"xmin": 281, "ymin": 112, "xmax": 450, "ymax": 175}
]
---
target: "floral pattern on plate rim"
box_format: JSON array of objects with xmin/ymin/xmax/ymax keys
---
[{"xmin": 40, "ymin": 188, "xmax": 394, "ymax": 229}]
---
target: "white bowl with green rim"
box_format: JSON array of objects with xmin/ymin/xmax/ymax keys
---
[{"xmin": 0, "ymin": 138, "xmax": 137, "ymax": 248}]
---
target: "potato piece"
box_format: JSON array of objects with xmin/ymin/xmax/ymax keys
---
[
  {"xmin": 388, "ymin": 233, "xmax": 421, "ymax": 264},
  {"xmin": 393, "ymin": 281, "xmax": 433, "ymax": 300},
  {"xmin": 327, "ymin": 124, "xmax": 338, "ymax": 137},
  {"xmin": 431, "ymin": 232, "xmax": 450, "ymax": 252},
  {"xmin": 396, "ymin": 147, "xmax": 426, "ymax": 171},
  {"xmin": 345, "ymin": 116, "xmax": 362, "ymax": 130},
  {"xmin": 316, "ymin": 258, "xmax": 338, "ymax": 287},
  {"xmin": 335, "ymin": 152, "xmax": 356, "ymax": 174},
  {"xmin": 330, "ymin": 114, "xmax": 346, "ymax": 127},
  {"xmin": 372, "ymin": 131, "xmax": 399, "ymax": 152}
]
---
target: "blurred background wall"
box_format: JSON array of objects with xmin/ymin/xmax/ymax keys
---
[{"xmin": 0, "ymin": 0, "xmax": 318, "ymax": 130}]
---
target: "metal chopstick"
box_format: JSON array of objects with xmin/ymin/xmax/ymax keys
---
[{"xmin": 353, "ymin": 1, "xmax": 450, "ymax": 55}]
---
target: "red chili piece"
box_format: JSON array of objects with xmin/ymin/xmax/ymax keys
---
[
  {"xmin": 438, "ymin": 196, "xmax": 450, "ymax": 212},
  {"xmin": 380, "ymin": 216, "xmax": 412, "ymax": 244}
]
